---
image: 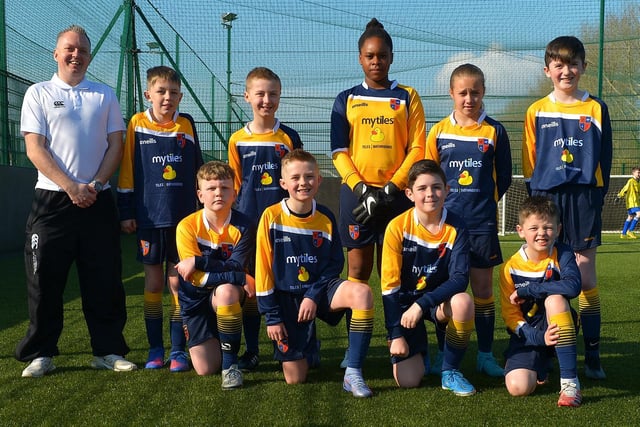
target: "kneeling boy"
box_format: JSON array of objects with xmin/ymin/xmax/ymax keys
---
[
  {"xmin": 381, "ymin": 159, "xmax": 475, "ymax": 396},
  {"xmin": 175, "ymin": 161, "xmax": 256, "ymax": 389},
  {"xmin": 500, "ymin": 195, "xmax": 582, "ymax": 407},
  {"xmin": 255, "ymin": 149, "xmax": 374, "ymax": 397}
]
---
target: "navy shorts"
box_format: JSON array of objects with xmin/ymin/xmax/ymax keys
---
[
  {"xmin": 469, "ymin": 233, "xmax": 503, "ymax": 269},
  {"xmin": 272, "ymin": 278, "xmax": 346, "ymax": 362},
  {"xmin": 504, "ymin": 308, "xmax": 579, "ymax": 381},
  {"xmin": 503, "ymin": 335, "xmax": 555, "ymax": 383},
  {"xmin": 532, "ymin": 186, "xmax": 602, "ymax": 251},
  {"xmin": 389, "ymin": 299, "xmax": 439, "ymax": 365},
  {"xmin": 182, "ymin": 298, "xmax": 219, "ymax": 348},
  {"xmin": 181, "ymin": 284, "xmax": 246, "ymax": 348},
  {"xmin": 338, "ymin": 183, "xmax": 412, "ymax": 248},
  {"xmin": 136, "ymin": 227, "xmax": 179, "ymax": 265}
]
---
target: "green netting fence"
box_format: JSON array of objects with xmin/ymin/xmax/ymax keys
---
[{"xmin": 1, "ymin": 0, "xmax": 639, "ymax": 174}]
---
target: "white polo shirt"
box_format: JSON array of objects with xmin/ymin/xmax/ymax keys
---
[{"xmin": 20, "ymin": 74, "xmax": 125, "ymax": 191}]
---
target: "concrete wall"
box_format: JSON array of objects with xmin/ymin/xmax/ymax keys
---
[
  {"xmin": 0, "ymin": 166, "xmax": 343, "ymax": 254},
  {"xmin": 0, "ymin": 166, "xmax": 36, "ymax": 254}
]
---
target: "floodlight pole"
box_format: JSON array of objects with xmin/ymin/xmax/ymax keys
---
[{"xmin": 221, "ymin": 12, "xmax": 237, "ymax": 142}]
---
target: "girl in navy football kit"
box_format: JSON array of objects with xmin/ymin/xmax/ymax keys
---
[{"xmin": 426, "ymin": 64, "xmax": 512, "ymax": 377}]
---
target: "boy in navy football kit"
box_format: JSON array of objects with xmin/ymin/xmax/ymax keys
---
[
  {"xmin": 255, "ymin": 149, "xmax": 374, "ymax": 397},
  {"xmin": 500, "ymin": 196, "xmax": 582, "ymax": 407},
  {"xmin": 118, "ymin": 66, "xmax": 203, "ymax": 372},
  {"xmin": 228, "ymin": 67, "xmax": 303, "ymax": 371},
  {"xmin": 426, "ymin": 64, "xmax": 512, "ymax": 377},
  {"xmin": 523, "ymin": 36, "xmax": 612, "ymax": 380},
  {"xmin": 174, "ymin": 161, "xmax": 256, "ymax": 389},
  {"xmin": 381, "ymin": 160, "xmax": 476, "ymax": 396}
]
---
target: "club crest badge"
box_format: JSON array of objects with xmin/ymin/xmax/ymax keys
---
[
  {"xmin": 477, "ymin": 138, "xmax": 491, "ymax": 153},
  {"xmin": 349, "ymin": 224, "xmax": 360, "ymax": 240},
  {"xmin": 312, "ymin": 231, "xmax": 323, "ymax": 248},
  {"xmin": 579, "ymin": 116, "xmax": 592, "ymax": 132},
  {"xmin": 544, "ymin": 262, "xmax": 554, "ymax": 280},
  {"xmin": 277, "ymin": 339, "xmax": 289, "ymax": 353},
  {"xmin": 275, "ymin": 143, "xmax": 288, "ymax": 158},
  {"xmin": 221, "ymin": 243, "xmax": 233, "ymax": 259},
  {"xmin": 177, "ymin": 133, "xmax": 186, "ymax": 148},
  {"xmin": 140, "ymin": 240, "xmax": 150, "ymax": 257}
]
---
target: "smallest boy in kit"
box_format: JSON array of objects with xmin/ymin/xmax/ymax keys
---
[{"xmin": 500, "ymin": 196, "xmax": 582, "ymax": 407}]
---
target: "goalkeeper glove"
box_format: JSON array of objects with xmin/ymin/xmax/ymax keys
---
[
  {"xmin": 380, "ymin": 181, "xmax": 402, "ymax": 205},
  {"xmin": 351, "ymin": 182, "xmax": 382, "ymax": 225}
]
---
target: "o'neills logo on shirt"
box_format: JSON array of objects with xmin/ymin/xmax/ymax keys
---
[{"xmin": 541, "ymin": 121, "xmax": 559, "ymax": 129}]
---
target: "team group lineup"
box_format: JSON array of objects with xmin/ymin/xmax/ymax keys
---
[{"xmin": 17, "ymin": 17, "xmax": 618, "ymax": 408}]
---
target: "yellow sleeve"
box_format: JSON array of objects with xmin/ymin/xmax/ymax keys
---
[
  {"xmin": 618, "ymin": 180, "xmax": 630, "ymax": 198},
  {"xmin": 117, "ymin": 119, "xmax": 137, "ymax": 190},
  {"xmin": 499, "ymin": 260, "xmax": 525, "ymax": 333},
  {"xmin": 332, "ymin": 150, "xmax": 364, "ymax": 190},
  {"xmin": 425, "ymin": 124, "xmax": 442, "ymax": 162},
  {"xmin": 227, "ymin": 135, "xmax": 242, "ymax": 192},
  {"xmin": 380, "ymin": 219, "xmax": 404, "ymax": 295},
  {"xmin": 176, "ymin": 213, "xmax": 207, "ymax": 286},
  {"xmin": 389, "ymin": 91, "xmax": 426, "ymax": 189},
  {"xmin": 522, "ymin": 105, "xmax": 537, "ymax": 180},
  {"xmin": 255, "ymin": 208, "xmax": 275, "ymax": 296}
]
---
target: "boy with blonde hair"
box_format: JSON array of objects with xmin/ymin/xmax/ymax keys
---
[
  {"xmin": 255, "ymin": 149, "xmax": 374, "ymax": 397},
  {"xmin": 227, "ymin": 67, "xmax": 303, "ymax": 371}
]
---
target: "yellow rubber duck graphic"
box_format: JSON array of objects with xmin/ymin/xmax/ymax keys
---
[
  {"xmin": 298, "ymin": 266, "xmax": 309, "ymax": 282},
  {"xmin": 458, "ymin": 170, "xmax": 473, "ymax": 186},
  {"xmin": 416, "ymin": 276, "xmax": 427, "ymax": 291},
  {"xmin": 561, "ymin": 149, "xmax": 574, "ymax": 163},
  {"xmin": 163, "ymin": 165, "xmax": 177, "ymax": 180},
  {"xmin": 260, "ymin": 172, "xmax": 273, "ymax": 185},
  {"xmin": 370, "ymin": 127, "xmax": 385, "ymax": 142}
]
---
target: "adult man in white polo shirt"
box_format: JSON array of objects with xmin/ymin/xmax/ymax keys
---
[{"xmin": 16, "ymin": 24, "xmax": 136, "ymax": 376}]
